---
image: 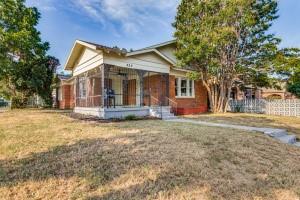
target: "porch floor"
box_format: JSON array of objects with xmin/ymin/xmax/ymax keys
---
[{"xmin": 74, "ymin": 106, "xmax": 174, "ymax": 119}]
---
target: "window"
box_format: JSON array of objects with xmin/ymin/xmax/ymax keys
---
[
  {"xmin": 79, "ymin": 77, "xmax": 87, "ymax": 98},
  {"xmin": 181, "ymin": 79, "xmax": 187, "ymax": 96},
  {"xmin": 175, "ymin": 78, "xmax": 195, "ymax": 98}
]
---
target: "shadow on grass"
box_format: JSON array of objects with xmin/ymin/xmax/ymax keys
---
[
  {"xmin": 1, "ymin": 128, "xmax": 300, "ymax": 199},
  {"xmin": 0, "ymin": 133, "xmax": 205, "ymax": 199}
]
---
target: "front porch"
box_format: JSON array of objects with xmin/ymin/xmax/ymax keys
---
[{"xmin": 73, "ymin": 64, "xmax": 175, "ymax": 119}]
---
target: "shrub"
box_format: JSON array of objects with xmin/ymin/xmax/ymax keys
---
[
  {"xmin": 11, "ymin": 95, "xmax": 28, "ymax": 109},
  {"xmin": 124, "ymin": 115, "xmax": 137, "ymax": 121},
  {"xmin": 234, "ymin": 104, "xmax": 242, "ymax": 113}
]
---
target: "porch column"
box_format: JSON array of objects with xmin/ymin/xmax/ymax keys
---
[
  {"xmin": 164, "ymin": 73, "xmax": 170, "ymax": 103},
  {"xmin": 101, "ymin": 64, "xmax": 111, "ymax": 108},
  {"xmin": 85, "ymin": 72, "xmax": 88, "ymax": 107},
  {"xmin": 75, "ymin": 76, "xmax": 79, "ymax": 107},
  {"xmin": 100, "ymin": 65, "xmax": 105, "ymax": 107},
  {"xmin": 161, "ymin": 73, "xmax": 170, "ymax": 106},
  {"xmin": 136, "ymin": 70, "xmax": 146, "ymax": 107}
]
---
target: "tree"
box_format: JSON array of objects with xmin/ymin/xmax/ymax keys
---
[
  {"xmin": 288, "ymin": 81, "xmax": 300, "ymax": 98},
  {"xmin": 174, "ymin": 0, "xmax": 282, "ymax": 113},
  {"xmin": 272, "ymin": 48, "xmax": 300, "ymax": 98},
  {"xmin": 0, "ymin": 0, "xmax": 59, "ymax": 108}
]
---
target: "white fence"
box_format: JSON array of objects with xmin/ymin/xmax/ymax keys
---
[{"xmin": 229, "ymin": 99, "xmax": 300, "ymax": 117}]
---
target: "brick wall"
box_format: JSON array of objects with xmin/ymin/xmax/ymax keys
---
[
  {"xmin": 143, "ymin": 75, "xmax": 167, "ymax": 106},
  {"xmin": 169, "ymin": 75, "xmax": 208, "ymax": 115},
  {"xmin": 58, "ymin": 84, "xmax": 74, "ymax": 109}
]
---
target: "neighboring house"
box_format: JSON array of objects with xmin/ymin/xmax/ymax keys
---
[
  {"xmin": 54, "ymin": 74, "xmax": 74, "ymax": 109},
  {"xmin": 59, "ymin": 40, "xmax": 208, "ymax": 118},
  {"xmin": 231, "ymin": 84, "xmax": 297, "ymax": 100}
]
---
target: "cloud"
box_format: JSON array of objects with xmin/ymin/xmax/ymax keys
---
[
  {"xmin": 71, "ymin": 0, "xmax": 180, "ymax": 34},
  {"xmin": 26, "ymin": 0, "xmax": 57, "ymax": 11},
  {"xmin": 26, "ymin": 0, "xmax": 180, "ymax": 35}
]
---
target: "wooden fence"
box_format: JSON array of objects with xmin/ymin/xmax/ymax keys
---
[{"xmin": 229, "ymin": 99, "xmax": 300, "ymax": 117}]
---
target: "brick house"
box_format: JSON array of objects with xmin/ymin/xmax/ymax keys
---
[
  {"xmin": 59, "ymin": 40, "xmax": 208, "ymax": 119},
  {"xmin": 231, "ymin": 84, "xmax": 297, "ymax": 100},
  {"xmin": 55, "ymin": 74, "xmax": 74, "ymax": 109}
]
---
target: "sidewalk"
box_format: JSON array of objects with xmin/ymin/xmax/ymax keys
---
[{"xmin": 166, "ymin": 118, "xmax": 300, "ymax": 147}]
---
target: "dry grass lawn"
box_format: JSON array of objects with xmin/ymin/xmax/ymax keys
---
[
  {"xmin": 184, "ymin": 113, "xmax": 300, "ymax": 139},
  {"xmin": 0, "ymin": 110, "xmax": 300, "ymax": 200}
]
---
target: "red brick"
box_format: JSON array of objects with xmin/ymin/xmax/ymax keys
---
[
  {"xmin": 59, "ymin": 74, "xmax": 208, "ymax": 114},
  {"xmin": 169, "ymin": 75, "xmax": 208, "ymax": 115}
]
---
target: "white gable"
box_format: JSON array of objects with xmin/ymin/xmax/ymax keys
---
[
  {"xmin": 73, "ymin": 47, "xmax": 104, "ymax": 76},
  {"xmin": 104, "ymin": 52, "xmax": 170, "ymax": 74},
  {"xmin": 131, "ymin": 52, "xmax": 171, "ymax": 65},
  {"xmin": 156, "ymin": 44, "xmax": 177, "ymax": 64}
]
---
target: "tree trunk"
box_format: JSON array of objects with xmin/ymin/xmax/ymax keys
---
[
  {"xmin": 202, "ymin": 76, "xmax": 232, "ymax": 113},
  {"xmin": 206, "ymin": 83, "xmax": 231, "ymax": 113}
]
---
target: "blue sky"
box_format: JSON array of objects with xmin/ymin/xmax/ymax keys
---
[{"xmin": 25, "ymin": 0, "xmax": 300, "ymax": 72}]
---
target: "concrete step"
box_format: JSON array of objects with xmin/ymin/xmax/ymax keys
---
[
  {"xmin": 150, "ymin": 112, "xmax": 175, "ymax": 116},
  {"xmin": 276, "ymin": 135, "xmax": 297, "ymax": 144},
  {"xmin": 150, "ymin": 106, "xmax": 176, "ymax": 119},
  {"xmin": 159, "ymin": 113, "xmax": 175, "ymax": 117},
  {"xmin": 154, "ymin": 112, "xmax": 177, "ymax": 119},
  {"xmin": 162, "ymin": 115, "xmax": 177, "ymax": 120},
  {"xmin": 150, "ymin": 109, "xmax": 172, "ymax": 113},
  {"xmin": 151, "ymin": 113, "xmax": 174, "ymax": 117}
]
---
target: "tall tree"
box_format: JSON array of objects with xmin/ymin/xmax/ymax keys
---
[
  {"xmin": 273, "ymin": 48, "xmax": 300, "ymax": 98},
  {"xmin": 0, "ymin": 0, "xmax": 59, "ymax": 107},
  {"xmin": 174, "ymin": 0, "xmax": 282, "ymax": 113}
]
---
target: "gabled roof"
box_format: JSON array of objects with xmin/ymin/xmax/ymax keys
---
[
  {"xmin": 126, "ymin": 40, "xmax": 176, "ymax": 65},
  {"xmin": 64, "ymin": 39, "xmax": 177, "ymax": 71},
  {"xmin": 137, "ymin": 40, "xmax": 176, "ymax": 51},
  {"xmin": 126, "ymin": 48, "xmax": 176, "ymax": 65},
  {"xmin": 64, "ymin": 40, "xmax": 127, "ymax": 70},
  {"xmin": 79, "ymin": 40, "xmax": 128, "ymax": 55}
]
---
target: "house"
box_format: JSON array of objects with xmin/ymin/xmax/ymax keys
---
[
  {"xmin": 54, "ymin": 74, "xmax": 73, "ymax": 109},
  {"xmin": 59, "ymin": 40, "xmax": 208, "ymax": 119},
  {"xmin": 231, "ymin": 83, "xmax": 297, "ymax": 100}
]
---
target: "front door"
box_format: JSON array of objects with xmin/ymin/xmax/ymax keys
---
[{"xmin": 122, "ymin": 79, "xmax": 136, "ymax": 106}]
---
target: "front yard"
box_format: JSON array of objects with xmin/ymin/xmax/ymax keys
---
[{"xmin": 0, "ymin": 110, "xmax": 300, "ymax": 200}]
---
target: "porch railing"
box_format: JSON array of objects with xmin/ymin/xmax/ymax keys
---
[
  {"xmin": 104, "ymin": 94, "xmax": 143, "ymax": 108},
  {"xmin": 166, "ymin": 97, "xmax": 178, "ymax": 115},
  {"xmin": 76, "ymin": 95, "xmax": 102, "ymax": 108}
]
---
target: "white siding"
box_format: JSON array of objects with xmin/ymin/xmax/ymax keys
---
[
  {"xmin": 170, "ymin": 69, "xmax": 188, "ymax": 77},
  {"xmin": 73, "ymin": 48, "xmax": 104, "ymax": 76},
  {"xmin": 157, "ymin": 45, "xmax": 177, "ymax": 64},
  {"xmin": 105, "ymin": 53, "xmax": 170, "ymax": 73},
  {"xmin": 131, "ymin": 52, "xmax": 170, "ymax": 65}
]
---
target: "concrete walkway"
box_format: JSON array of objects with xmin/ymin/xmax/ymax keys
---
[{"xmin": 165, "ymin": 118, "xmax": 300, "ymax": 147}]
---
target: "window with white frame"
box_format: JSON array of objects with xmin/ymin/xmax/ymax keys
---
[
  {"xmin": 175, "ymin": 78, "xmax": 195, "ymax": 97},
  {"xmin": 79, "ymin": 77, "xmax": 87, "ymax": 98}
]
